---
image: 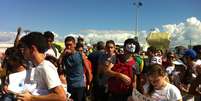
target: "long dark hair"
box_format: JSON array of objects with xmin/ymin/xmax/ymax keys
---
[{"xmin": 5, "ymin": 47, "xmax": 27, "ymax": 72}]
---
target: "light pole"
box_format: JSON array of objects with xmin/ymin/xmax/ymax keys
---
[{"xmin": 133, "ymin": 0, "xmax": 142, "ymax": 41}]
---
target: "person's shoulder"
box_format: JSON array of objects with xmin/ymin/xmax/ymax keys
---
[
  {"xmin": 166, "ymin": 83, "xmax": 182, "ymax": 100},
  {"xmin": 40, "ymin": 60, "xmax": 57, "ymax": 69},
  {"xmin": 94, "ymin": 50, "xmax": 105, "ymax": 56},
  {"xmin": 67, "ymin": 51, "xmax": 80, "ymax": 58},
  {"xmin": 75, "ymin": 51, "xmax": 84, "ymax": 58},
  {"xmin": 166, "ymin": 83, "xmax": 180, "ymax": 91}
]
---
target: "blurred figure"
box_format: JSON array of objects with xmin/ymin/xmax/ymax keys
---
[
  {"xmin": 93, "ymin": 40, "xmax": 117, "ymax": 101},
  {"xmin": 77, "ymin": 36, "xmax": 85, "ymax": 45},
  {"xmin": 44, "ymin": 31, "xmax": 60, "ymax": 59},
  {"xmin": 146, "ymin": 64, "xmax": 182, "ymax": 101},
  {"xmin": 189, "ymin": 64, "xmax": 201, "ymax": 101},
  {"xmin": 1, "ymin": 47, "xmax": 36, "ymax": 101},
  {"xmin": 179, "ymin": 49, "xmax": 198, "ymax": 100},
  {"xmin": 17, "ymin": 32, "xmax": 66, "ymax": 101},
  {"xmin": 105, "ymin": 38, "xmax": 138, "ymax": 101},
  {"xmin": 165, "ymin": 51, "xmax": 177, "ymax": 83},
  {"xmin": 193, "ymin": 45, "xmax": 201, "ymax": 59},
  {"xmin": 63, "ymin": 36, "xmax": 92, "ymax": 101},
  {"xmin": 88, "ymin": 41, "xmax": 105, "ymax": 100},
  {"xmin": 175, "ymin": 46, "xmax": 187, "ymax": 60},
  {"xmin": 75, "ymin": 42, "xmax": 93, "ymax": 101},
  {"xmin": 142, "ymin": 46, "xmax": 156, "ymax": 74}
]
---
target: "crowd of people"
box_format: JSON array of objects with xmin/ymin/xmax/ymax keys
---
[{"xmin": 0, "ymin": 28, "xmax": 201, "ymax": 101}]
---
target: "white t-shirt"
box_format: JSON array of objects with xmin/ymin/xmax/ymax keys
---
[
  {"xmin": 8, "ymin": 68, "xmax": 36, "ymax": 94},
  {"xmin": 45, "ymin": 48, "xmax": 60, "ymax": 59},
  {"xmin": 151, "ymin": 83, "xmax": 182, "ymax": 101},
  {"xmin": 33, "ymin": 60, "xmax": 62, "ymax": 95}
]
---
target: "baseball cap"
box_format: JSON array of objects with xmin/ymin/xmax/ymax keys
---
[{"xmin": 183, "ymin": 49, "xmax": 197, "ymax": 59}]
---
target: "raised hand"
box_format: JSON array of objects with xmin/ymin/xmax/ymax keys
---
[
  {"xmin": 14, "ymin": 27, "xmax": 22, "ymax": 47},
  {"xmin": 17, "ymin": 27, "xmax": 22, "ymax": 35}
]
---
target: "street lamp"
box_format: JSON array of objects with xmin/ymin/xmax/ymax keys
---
[{"xmin": 133, "ymin": 0, "xmax": 142, "ymax": 41}]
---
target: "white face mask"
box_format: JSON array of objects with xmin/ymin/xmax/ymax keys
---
[{"xmin": 126, "ymin": 43, "xmax": 136, "ymax": 53}]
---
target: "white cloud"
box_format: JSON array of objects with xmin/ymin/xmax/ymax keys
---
[
  {"xmin": 0, "ymin": 32, "xmax": 16, "ymax": 43},
  {"xmin": 77, "ymin": 29, "xmax": 146, "ymax": 45},
  {"xmin": 75, "ymin": 17, "xmax": 201, "ymax": 47},
  {"xmin": 162, "ymin": 17, "xmax": 201, "ymax": 47},
  {"xmin": 1, "ymin": 17, "xmax": 200, "ymax": 48},
  {"xmin": 0, "ymin": 32, "xmax": 30, "ymax": 44}
]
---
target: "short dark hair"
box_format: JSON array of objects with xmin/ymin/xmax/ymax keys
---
[
  {"xmin": 21, "ymin": 32, "xmax": 48, "ymax": 53},
  {"xmin": 44, "ymin": 31, "xmax": 54, "ymax": 41},
  {"xmin": 193, "ymin": 45, "xmax": 201, "ymax": 54},
  {"xmin": 96, "ymin": 41, "xmax": 105, "ymax": 50},
  {"xmin": 77, "ymin": 36, "xmax": 84, "ymax": 43},
  {"xmin": 64, "ymin": 36, "xmax": 76, "ymax": 44},
  {"xmin": 147, "ymin": 46, "xmax": 156, "ymax": 52},
  {"xmin": 106, "ymin": 40, "xmax": 115, "ymax": 47},
  {"xmin": 8, "ymin": 48, "xmax": 26, "ymax": 64},
  {"xmin": 76, "ymin": 43, "xmax": 84, "ymax": 50}
]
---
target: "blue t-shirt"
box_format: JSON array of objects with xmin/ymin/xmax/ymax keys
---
[{"xmin": 64, "ymin": 52, "xmax": 84, "ymax": 88}]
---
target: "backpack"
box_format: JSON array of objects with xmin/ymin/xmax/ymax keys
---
[
  {"xmin": 108, "ymin": 58, "xmax": 135, "ymax": 94},
  {"xmin": 51, "ymin": 45, "xmax": 58, "ymax": 57}
]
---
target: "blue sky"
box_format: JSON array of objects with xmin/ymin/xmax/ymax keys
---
[{"xmin": 0, "ymin": 0, "xmax": 201, "ymax": 36}]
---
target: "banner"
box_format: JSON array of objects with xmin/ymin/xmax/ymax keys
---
[
  {"xmin": 146, "ymin": 32, "xmax": 171, "ymax": 51},
  {"xmin": 132, "ymin": 89, "xmax": 153, "ymax": 101}
]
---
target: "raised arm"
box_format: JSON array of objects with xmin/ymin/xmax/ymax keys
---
[
  {"xmin": 17, "ymin": 86, "xmax": 67, "ymax": 101},
  {"xmin": 82, "ymin": 52, "xmax": 93, "ymax": 85},
  {"xmin": 14, "ymin": 27, "xmax": 21, "ymax": 47}
]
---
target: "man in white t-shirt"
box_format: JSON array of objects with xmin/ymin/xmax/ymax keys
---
[
  {"xmin": 44, "ymin": 31, "xmax": 61, "ymax": 59},
  {"xmin": 17, "ymin": 32, "xmax": 66, "ymax": 101}
]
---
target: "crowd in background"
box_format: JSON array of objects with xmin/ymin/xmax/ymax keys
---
[{"xmin": 0, "ymin": 28, "xmax": 201, "ymax": 101}]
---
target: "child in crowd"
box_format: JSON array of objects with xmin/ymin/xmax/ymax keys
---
[{"xmin": 145, "ymin": 64, "xmax": 182, "ymax": 101}]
